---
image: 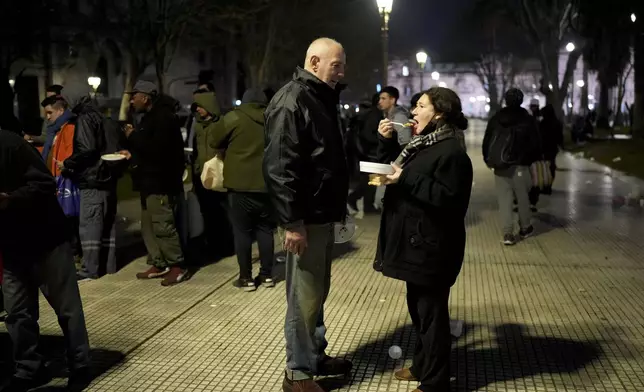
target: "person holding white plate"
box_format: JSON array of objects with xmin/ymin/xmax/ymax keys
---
[{"xmin": 373, "ymin": 87, "xmax": 473, "ymax": 392}]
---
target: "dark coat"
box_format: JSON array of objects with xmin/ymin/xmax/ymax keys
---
[
  {"xmin": 263, "ymin": 67, "xmax": 349, "ymax": 228},
  {"xmin": 375, "ymin": 128, "xmax": 473, "ymax": 287},
  {"xmin": 63, "ymin": 97, "xmax": 112, "ymax": 189},
  {"xmin": 482, "ymin": 106, "xmax": 542, "ymax": 168},
  {"xmin": 0, "ymin": 130, "xmax": 68, "ymax": 258},
  {"xmin": 128, "ymin": 95, "xmax": 185, "ymax": 196}
]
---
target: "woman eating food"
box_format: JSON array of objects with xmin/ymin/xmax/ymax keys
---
[{"xmin": 373, "ymin": 87, "xmax": 473, "ymax": 392}]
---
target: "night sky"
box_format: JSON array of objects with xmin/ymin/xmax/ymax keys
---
[{"xmin": 386, "ymin": 0, "xmax": 477, "ymax": 61}]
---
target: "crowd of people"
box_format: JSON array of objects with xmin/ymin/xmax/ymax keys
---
[{"xmin": 0, "ymin": 35, "xmax": 568, "ymax": 392}]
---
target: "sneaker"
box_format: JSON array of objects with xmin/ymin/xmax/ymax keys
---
[
  {"xmin": 282, "ymin": 373, "xmax": 324, "ymax": 392},
  {"xmin": 316, "ymin": 355, "xmax": 352, "ymax": 376},
  {"xmin": 161, "ymin": 267, "xmax": 188, "ymax": 287},
  {"xmin": 519, "ymin": 226, "xmax": 534, "ymax": 239},
  {"xmin": 258, "ymin": 276, "xmax": 275, "ymax": 288},
  {"xmin": 503, "ymin": 234, "xmax": 516, "ymax": 246},
  {"xmin": 136, "ymin": 266, "xmax": 169, "ymax": 280},
  {"xmin": 238, "ymin": 278, "xmax": 256, "ymax": 292},
  {"xmin": 394, "ymin": 368, "xmax": 418, "ymax": 381}
]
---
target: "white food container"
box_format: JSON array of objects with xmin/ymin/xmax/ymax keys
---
[{"xmin": 359, "ymin": 161, "xmax": 394, "ymax": 175}]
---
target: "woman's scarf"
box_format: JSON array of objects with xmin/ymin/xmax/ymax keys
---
[
  {"xmin": 393, "ymin": 123, "xmax": 465, "ymax": 168},
  {"xmin": 41, "ymin": 109, "xmax": 74, "ymax": 160}
]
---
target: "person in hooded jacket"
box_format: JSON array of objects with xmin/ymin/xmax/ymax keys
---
[
  {"xmin": 190, "ymin": 87, "xmax": 235, "ymax": 261},
  {"xmin": 123, "ymin": 80, "xmax": 188, "ymax": 286},
  {"xmin": 373, "ymin": 87, "xmax": 473, "ymax": 392},
  {"xmin": 60, "ymin": 91, "xmax": 118, "ymax": 280},
  {"xmin": 210, "ymin": 88, "xmax": 276, "ymax": 291},
  {"xmin": 483, "ymin": 88, "xmax": 542, "ymax": 246}
]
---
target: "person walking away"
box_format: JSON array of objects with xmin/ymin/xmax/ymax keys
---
[
  {"xmin": 483, "ymin": 88, "xmax": 542, "ymax": 246},
  {"xmin": 191, "ymin": 86, "xmax": 235, "ymax": 261},
  {"xmin": 0, "ymin": 130, "xmax": 91, "ymax": 392},
  {"xmin": 373, "ymin": 87, "xmax": 473, "ymax": 392},
  {"xmin": 210, "ymin": 87, "xmax": 275, "ymax": 291},
  {"xmin": 40, "ymin": 95, "xmax": 82, "ymax": 262},
  {"xmin": 61, "ymin": 92, "xmax": 119, "ymax": 280},
  {"xmin": 378, "ymin": 86, "xmax": 413, "ymax": 145},
  {"xmin": 124, "ymin": 81, "xmax": 188, "ymax": 286},
  {"xmin": 539, "ymin": 104, "xmax": 563, "ymax": 184},
  {"xmin": 264, "ymin": 38, "xmax": 352, "ymax": 392},
  {"xmin": 347, "ymin": 93, "xmax": 381, "ymax": 215}
]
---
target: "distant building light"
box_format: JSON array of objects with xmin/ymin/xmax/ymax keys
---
[
  {"xmin": 343, "ymin": 104, "xmax": 350, "ymax": 110},
  {"xmin": 568, "ymin": 102, "xmax": 573, "ymax": 108},
  {"xmin": 431, "ymin": 71, "xmax": 440, "ymax": 81},
  {"xmin": 402, "ymin": 66, "xmax": 410, "ymax": 77},
  {"xmin": 576, "ymin": 80, "xmax": 585, "ymax": 88},
  {"xmin": 588, "ymin": 94, "xmax": 595, "ymax": 100},
  {"xmin": 438, "ymin": 81, "xmax": 447, "ymax": 88},
  {"xmin": 477, "ymin": 95, "xmax": 486, "ymax": 102},
  {"xmin": 376, "ymin": 84, "xmax": 382, "ymax": 92},
  {"xmin": 9, "ymin": 79, "xmax": 15, "ymax": 88},
  {"xmin": 632, "ymin": 13, "xmax": 637, "ymax": 23},
  {"xmin": 548, "ymin": 83, "xmax": 553, "ymax": 90},
  {"xmin": 235, "ymin": 100, "xmax": 241, "ymax": 106},
  {"xmin": 484, "ymin": 104, "xmax": 490, "ymax": 112},
  {"xmin": 469, "ymin": 97, "xmax": 476, "ymax": 103},
  {"xmin": 486, "ymin": 97, "xmax": 491, "ymax": 103},
  {"xmin": 588, "ymin": 103, "xmax": 595, "ymax": 110},
  {"xmin": 532, "ymin": 84, "xmax": 536, "ymax": 89},
  {"xmin": 566, "ymin": 42, "xmax": 575, "ymax": 52},
  {"xmin": 355, "ymin": 107, "xmax": 360, "ymax": 113}
]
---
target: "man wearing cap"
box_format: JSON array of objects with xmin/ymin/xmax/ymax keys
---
[
  {"xmin": 61, "ymin": 90, "xmax": 118, "ymax": 281},
  {"xmin": 123, "ymin": 80, "xmax": 188, "ymax": 286}
]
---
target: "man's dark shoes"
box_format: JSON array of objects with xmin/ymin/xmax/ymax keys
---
[
  {"xmin": 282, "ymin": 373, "xmax": 325, "ymax": 392},
  {"xmin": 317, "ymin": 355, "xmax": 352, "ymax": 376}
]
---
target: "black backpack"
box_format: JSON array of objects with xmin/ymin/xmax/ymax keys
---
[
  {"xmin": 485, "ymin": 125, "xmax": 519, "ymax": 170},
  {"xmin": 95, "ymin": 117, "xmax": 128, "ymax": 184}
]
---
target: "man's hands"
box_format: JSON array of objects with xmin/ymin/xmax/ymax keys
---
[
  {"xmin": 284, "ymin": 226, "xmax": 308, "ymax": 256},
  {"xmin": 378, "ymin": 119, "xmax": 394, "ymax": 139},
  {"xmin": 117, "ymin": 150, "xmax": 132, "ymax": 160},
  {"xmin": 124, "ymin": 124, "xmax": 135, "ymax": 138}
]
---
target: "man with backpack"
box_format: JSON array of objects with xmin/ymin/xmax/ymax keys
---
[
  {"xmin": 482, "ymin": 88, "xmax": 542, "ymax": 246},
  {"xmin": 61, "ymin": 92, "xmax": 124, "ymax": 279}
]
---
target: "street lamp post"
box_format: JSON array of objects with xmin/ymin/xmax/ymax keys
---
[
  {"xmin": 416, "ymin": 50, "xmax": 427, "ymax": 92},
  {"xmin": 377, "ymin": 0, "xmax": 393, "ymax": 86}
]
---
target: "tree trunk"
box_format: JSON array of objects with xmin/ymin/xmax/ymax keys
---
[
  {"xmin": 156, "ymin": 60, "xmax": 166, "ymax": 95},
  {"xmin": 634, "ymin": 30, "xmax": 644, "ymax": 137},
  {"xmin": 580, "ymin": 60, "xmax": 589, "ymax": 115},
  {"xmin": 119, "ymin": 54, "xmax": 139, "ymax": 121},
  {"xmin": 597, "ymin": 78, "xmax": 610, "ymax": 126}
]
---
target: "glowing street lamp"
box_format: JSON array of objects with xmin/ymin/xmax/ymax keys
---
[
  {"xmin": 431, "ymin": 71, "xmax": 440, "ymax": 81},
  {"xmin": 416, "ymin": 50, "xmax": 427, "ymax": 90},
  {"xmin": 377, "ymin": 0, "xmax": 394, "ymax": 86},
  {"xmin": 576, "ymin": 80, "xmax": 585, "ymax": 88},
  {"xmin": 566, "ymin": 42, "xmax": 575, "ymax": 52},
  {"xmin": 87, "ymin": 76, "xmax": 101, "ymax": 96},
  {"xmin": 8, "ymin": 79, "xmax": 15, "ymax": 88},
  {"xmin": 631, "ymin": 13, "xmax": 637, "ymax": 23}
]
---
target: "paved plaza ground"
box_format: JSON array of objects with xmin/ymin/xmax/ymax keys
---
[{"xmin": 3, "ymin": 120, "xmax": 644, "ymax": 391}]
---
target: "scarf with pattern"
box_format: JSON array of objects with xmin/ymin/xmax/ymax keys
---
[{"xmin": 393, "ymin": 124, "xmax": 465, "ymax": 168}]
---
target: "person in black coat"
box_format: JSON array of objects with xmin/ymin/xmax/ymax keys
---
[
  {"xmin": 0, "ymin": 130, "xmax": 91, "ymax": 392},
  {"xmin": 373, "ymin": 87, "xmax": 473, "ymax": 392}
]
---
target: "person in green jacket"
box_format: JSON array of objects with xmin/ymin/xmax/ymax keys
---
[
  {"xmin": 210, "ymin": 88, "xmax": 276, "ymax": 291},
  {"xmin": 191, "ymin": 88, "xmax": 235, "ymax": 260}
]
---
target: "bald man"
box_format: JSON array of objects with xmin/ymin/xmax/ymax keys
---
[{"xmin": 263, "ymin": 38, "xmax": 352, "ymax": 392}]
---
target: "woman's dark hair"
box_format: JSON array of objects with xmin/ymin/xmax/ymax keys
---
[
  {"xmin": 410, "ymin": 92, "xmax": 423, "ymax": 110},
  {"xmin": 424, "ymin": 87, "xmax": 468, "ymax": 130}
]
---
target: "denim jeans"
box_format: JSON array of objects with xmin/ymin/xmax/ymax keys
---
[{"xmin": 284, "ymin": 224, "xmax": 334, "ymax": 381}]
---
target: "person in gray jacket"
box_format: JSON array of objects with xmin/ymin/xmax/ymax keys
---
[{"xmin": 378, "ymin": 86, "xmax": 413, "ymax": 145}]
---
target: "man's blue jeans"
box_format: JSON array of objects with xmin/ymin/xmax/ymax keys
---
[{"xmin": 284, "ymin": 224, "xmax": 334, "ymax": 381}]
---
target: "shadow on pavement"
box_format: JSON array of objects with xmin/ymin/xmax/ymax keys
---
[
  {"xmin": 0, "ymin": 334, "xmax": 125, "ymax": 389},
  {"xmin": 327, "ymin": 322, "xmax": 601, "ymax": 391}
]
